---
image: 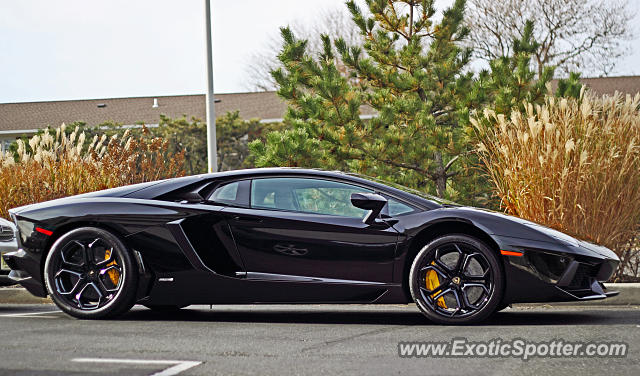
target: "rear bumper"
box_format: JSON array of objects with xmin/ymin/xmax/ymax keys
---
[
  {"xmin": 2, "ymin": 249, "xmax": 47, "ymax": 297},
  {"xmin": 0, "ymin": 273, "xmax": 13, "ymax": 286}
]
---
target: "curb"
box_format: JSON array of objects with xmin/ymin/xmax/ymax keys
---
[{"xmin": 1, "ymin": 283, "xmax": 640, "ymax": 306}]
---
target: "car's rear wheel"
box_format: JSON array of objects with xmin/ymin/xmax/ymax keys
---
[
  {"xmin": 409, "ymin": 234, "xmax": 504, "ymax": 324},
  {"xmin": 44, "ymin": 227, "xmax": 138, "ymax": 319}
]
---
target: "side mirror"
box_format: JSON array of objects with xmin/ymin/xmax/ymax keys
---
[
  {"xmin": 350, "ymin": 192, "xmax": 387, "ymax": 225},
  {"xmin": 181, "ymin": 191, "xmax": 205, "ymax": 204}
]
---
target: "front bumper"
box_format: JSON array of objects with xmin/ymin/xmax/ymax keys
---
[
  {"xmin": 553, "ymin": 257, "xmax": 619, "ymax": 300},
  {"xmin": 494, "ymin": 235, "xmax": 620, "ymax": 304}
]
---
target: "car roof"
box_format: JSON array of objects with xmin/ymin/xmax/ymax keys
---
[
  {"xmin": 199, "ymin": 167, "xmax": 349, "ymax": 179},
  {"xmin": 123, "ymin": 168, "xmax": 442, "ymax": 210}
]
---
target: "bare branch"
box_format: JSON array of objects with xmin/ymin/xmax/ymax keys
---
[
  {"xmin": 243, "ymin": 7, "xmax": 363, "ymax": 91},
  {"xmin": 465, "ymin": 0, "xmax": 635, "ymax": 77}
]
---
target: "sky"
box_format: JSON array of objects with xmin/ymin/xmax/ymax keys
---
[{"xmin": 1, "ymin": 0, "xmax": 640, "ymax": 104}]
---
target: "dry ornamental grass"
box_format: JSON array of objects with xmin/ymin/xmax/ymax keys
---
[
  {"xmin": 474, "ymin": 90, "xmax": 640, "ymax": 272},
  {"xmin": 0, "ymin": 124, "xmax": 185, "ymax": 219}
]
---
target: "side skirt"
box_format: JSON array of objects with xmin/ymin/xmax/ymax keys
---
[{"xmin": 139, "ymin": 270, "xmax": 408, "ymax": 305}]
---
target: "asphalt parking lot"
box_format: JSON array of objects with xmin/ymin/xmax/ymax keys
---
[{"xmin": 0, "ymin": 304, "xmax": 638, "ymax": 375}]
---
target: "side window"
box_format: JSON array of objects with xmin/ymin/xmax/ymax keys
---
[
  {"xmin": 387, "ymin": 198, "xmax": 416, "ymax": 216},
  {"xmin": 251, "ymin": 177, "xmax": 373, "ymax": 218},
  {"xmin": 211, "ymin": 183, "xmax": 238, "ymax": 201},
  {"xmin": 208, "ymin": 180, "xmax": 249, "ymax": 207}
]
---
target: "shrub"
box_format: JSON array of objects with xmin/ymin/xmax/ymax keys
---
[
  {"xmin": 473, "ymin": 91, "xmax": 640, "ymax": 278},
  {"xmin": 149, "ymin": 112, "xmax": 285, "ymax": 174},
  {"xmin": 0, "ymin": 124, "xmax": 185, "ymax": 219},
  {"xmin": 46, "ymin": 113, "xmax": 285, "ymax": 175}
]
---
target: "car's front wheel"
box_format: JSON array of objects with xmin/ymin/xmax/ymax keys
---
[
  {"xmin": 44, "ymin": 227, "xmax": 138, "ymax": 319},
  {"xmin": 409, "ymin": 234, "xmax": 504, "ymax": 324}
]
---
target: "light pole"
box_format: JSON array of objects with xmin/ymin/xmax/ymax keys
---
[{"xmin": 204, "ymin": 0, "xmax": 217, "ymax": 172}]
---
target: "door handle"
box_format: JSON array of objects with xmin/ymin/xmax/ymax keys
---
[
  {"xmin": 232, "ymin": 215, "xmax": 263, "ymax": 223},
  {"xmin": 383, "ymin": 218, "xmax": 399, "ymax": 226},
  {"xmin": 368, "ymin": 218, "xmax": 395, "ymax": 229},
  {"xmin": 378, "ymin": 214, "xmax": 399, "ymax": 226}
]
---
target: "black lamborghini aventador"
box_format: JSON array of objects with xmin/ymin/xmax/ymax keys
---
[{"xmin": 2, "ymin": 168, "xmax": 620, "ymax": 324}]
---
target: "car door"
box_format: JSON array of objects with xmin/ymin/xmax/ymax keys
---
[
  {"xmin": 223, "ymin": 177, "xmax": 400, "ymax": 283},
  {"xmin": 173, "ymin": 179, "xmax": 251, "ymax": 277}
]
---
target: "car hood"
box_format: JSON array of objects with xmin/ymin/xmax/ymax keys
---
[{"xmin": 447, "ymin": 207, "xmax": 616, "ymax": 258}]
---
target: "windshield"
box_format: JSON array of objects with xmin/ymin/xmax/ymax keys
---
[{"xmin": 346, "ymin": 173, "xmax": 459, "ymax": 206}]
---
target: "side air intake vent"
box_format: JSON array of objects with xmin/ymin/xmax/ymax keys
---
[{"xmin": 179, "ymin": 216, "xmax": 243, "ymax": 276}]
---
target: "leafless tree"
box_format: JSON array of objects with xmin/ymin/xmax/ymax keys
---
[
  {"xmin": 244, "ymin": 7, "xmax": 362, "ymax": 92},
  {"xmin": 615, "ymin": 226, "xmax": 640, "ymax": 281},
  {"xmin": 466, "ymin": 0, "xmax": 635, "ymax": 77}
]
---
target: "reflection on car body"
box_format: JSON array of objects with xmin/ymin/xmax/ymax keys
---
[{"xmin": 2, "ymin": 168, "xmax": 620, "ymax": 324}]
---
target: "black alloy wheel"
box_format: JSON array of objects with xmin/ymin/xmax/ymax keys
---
[
  {"xmin": 44, "ymin": 227, "xmax": 138, "ymax": 319},
  {"xmin": 409, "ymin": 234, "xmax": 504, "ymax": 324}
]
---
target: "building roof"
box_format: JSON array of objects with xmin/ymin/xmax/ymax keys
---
[
  {"xmin": 579, "ymin": 75, "xmax": 640, "ymax": 96},
  {"xmin": 0, "ymin": 92, "xmax": 288, "ymax": 133},
  {"xmin": 2, "ymin": 75, "xmax": 640, "ymax": 134},
  {"xmin": 548, "ymin": 75, "xmax": 640, "ymax": 97}
]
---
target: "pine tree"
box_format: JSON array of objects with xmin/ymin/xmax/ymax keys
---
[
  {"xmin": 250, "ymin": 0, "xmax": 552, "ymax": 204},
  {"xmin": 474, "ymin": 20, "xmax": 554, "ymax": 115},
  {"xmin": 555, "ymin": 72, "xmax": 583, "ymax": 99}
]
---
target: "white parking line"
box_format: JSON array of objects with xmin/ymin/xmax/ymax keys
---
[
  {"xmin": 71, "ymin": 358, "xmax": 202, "ymax": 376},
  {"xmin": 0, "ymin": 310, "xmax": 62, "ymax": 318}
]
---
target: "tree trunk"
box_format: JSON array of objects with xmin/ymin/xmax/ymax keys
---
[{"xmin": 433, "ymin": 151, "xmax": 447, "ymax": 197}]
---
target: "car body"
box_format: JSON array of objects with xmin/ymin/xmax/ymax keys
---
[
  {"xmin": 0, "ymin": 217, "xmax": 18, "ymax": 286},
  {"xmin": 2, "ymin": 168, "xmax": 620, "ymax": 323}
]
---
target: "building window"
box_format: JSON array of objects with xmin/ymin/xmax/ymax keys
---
[
  {"xmin": 1, "ymin": 139, "xmax": 9, "ymax": 153},
  {"xmin": 0, "ymin": 138, "xmax": 17, "ymax": 153}
]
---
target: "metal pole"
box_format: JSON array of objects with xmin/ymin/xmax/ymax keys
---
[{"xmin": 205, "ymin": 0, "xmax": 217, "ymax": 172}]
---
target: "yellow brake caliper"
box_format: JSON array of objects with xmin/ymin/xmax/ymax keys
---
[
  {"xmin": 104, "ymin": 249, "xmax": 120, "ymax": 286},
  {"xmin": 426, "ymin": 261, "xmax": 447, "ymax": 308}
]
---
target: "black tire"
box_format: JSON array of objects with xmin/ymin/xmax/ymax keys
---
[
  {"xmin": 409, "ymin": 234, "xmax": 504, "ymax": 324},
  {"xmin": 44, "ymin": 227, "xmax": 138, "ymax": 319},
  {"xmin": 143, "ymin": 304, "xmax": 188, "ymax": 312},
  {"xmin": 495, "ymin": 302, "xmax": 511, "ymax": 312}
]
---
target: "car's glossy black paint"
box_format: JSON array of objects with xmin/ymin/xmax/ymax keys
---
[{"xmin": 3, "ymin": 168, "xmax": 620, "ymax": 307}]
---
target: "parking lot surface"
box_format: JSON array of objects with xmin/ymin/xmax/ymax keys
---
[{"xmin": 0, "ymin": 304, "xmax": 638, "ymax": 375}]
